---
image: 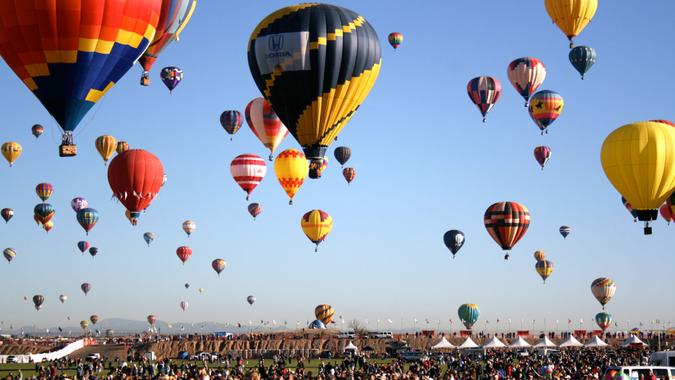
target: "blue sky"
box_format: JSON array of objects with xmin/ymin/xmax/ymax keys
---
[{"xmin": 0, "ymin": 1, "xmax": 673, "ymax": 333}]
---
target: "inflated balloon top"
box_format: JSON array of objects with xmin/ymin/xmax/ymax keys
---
[
  {"xmin": 248, "ymin": 4, "xmax": 381, "ymax": 166},
  {"xmin": 544, "ymin": 0, "xmax": 598, "ymax": 48}
]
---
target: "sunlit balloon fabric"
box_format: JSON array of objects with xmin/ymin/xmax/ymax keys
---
[
  {"xmin": 388, "ymin": 32, "xmax": 403, "ymax": 49},
  {"xmin": 211, "ymin": 259, "xmax": 226, "ymax": 275},
  {"xmin": 248, "ymin": 4, "xmax": 382, "ymax": 161},
  {"xmin": 35, "ymin": 183, "xmax": 53, "ymax": 202},
  {"xmin": 528, "ymin": 90, "xmax": 564, "ymax": 134},
  {"xmin": 544, "ymin": 0, "xmax": 598, "ymax": 48},
  {"xmin": 139, "ymin": 0, "xmax": 197, "ymax": 84},
  {"xmin": 301, "ymin": 209, "xmax": 333, "ymax": 252},
  {"xmin": 591, "ymin": 277, "xmax": 616, "ymax": 309},
  {"xmin": 483, "ymin": 202, "xmax": 530, "ymax": 259},
  {"xmin": 507, "ymin": 57, "xmax": 546, "ymax": 106},
  {"xmin": 1, "ymin": 208, "xmax": 13, "ymax": 223},
  {"xmin": 601, "ymin": 121, "xmax": 675, "ymax": 234},
  {"xmin": 245, "ymin": 97, "xmax": 289, "ymax": 160},
  {"xmin": 457, "ymin": 303, "xmax": 480, "ymax": 330},
  {"xmin": 595, "ymin": 312, "xmax": 612, "ymax": 332},
  {"xmin": 533, "ymin": 250, "xmax": 546, "ymax": 262},
  {"xmin": 342, "ymin": 167, "xmax": 356, "ymax": 185},
  {"xmin": 1, "ymin": 142, "xmax": 21, "ymax": 166},
  {"xmin": 274, "ymin": 149, "xmax": 308, "ymax": 204},
  {"xmin": 230, "ymin": 154, "xmax": 267, "ymax": 200},
  {"xmin": 660, "ymin": 203, "xmax": 673, "ymax": 224},
  {"xmin": 3, "ymin": 248, "xmax": 16, "ymax": 263},
  {"xmin": 95, "ymin": 135, "xmax": 117, "ymax": 165},
  {"xmin": 314, "ymin": 304, "xmax": 335, "ymax": 324},
  {"xmin": 535, "ymin": 260, "xmax": 553, "ymax": 283},
  {"xmin": 467, "ymin": 76, "xmax": 501, "ymax": 123},
  {"xmin": 0, "ymin": 0, "xmax": 163, "ymax": 153}
]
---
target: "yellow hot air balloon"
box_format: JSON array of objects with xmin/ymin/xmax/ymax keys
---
[
  {"xmin": 198, "ymin": 287, "xmax": 204, "ymax": 293},
  {"xmin": 43, "ymin": 220, "xmax": 54, "ymax": 233},
  {"xmin": 533, "ymin": 250, "xmax": 546, "ymax": 262},
  {"xmin": 545, "ymin": 0, "xmax": 598, "ymax": 48},
  {"xmin": 314, "ymin": 304, "xmax": 335, "ymax": 325},
  {"xmin": 274, "ymin": 149, "xmax": 308, "ymax": 204},
  {"xmin": 601, "ymin": 121, "xmax": 675, "ymax": 235},
  {"xmin": 1, "ymin": 142, "xmax": 22, "ymax": 167},
  {"xmin": 301, "ymin": 210, "xmax": 333, "ymax": 252},
  {"xmin": 116, "ymin": 141, "xmax": 129, "ymax": 154},
  {"xmin": 95, "ymin": 135, "xmax": 117, "ymax": 165}
]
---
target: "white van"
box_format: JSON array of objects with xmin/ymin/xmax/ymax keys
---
[
  {"xmin": 651, "ymin": 351, "xmax": 675, "ymax": 367},
  {"xmin": 369, "ymin": 331, "xmax": 393, "ymax": 339},
  {"xmin": 603, "ymin": 366, "xmax": 675, "ymax": 379},
  {"xmin": 337, "ymin": 331, "xmax": 356, "ymax": 339}
]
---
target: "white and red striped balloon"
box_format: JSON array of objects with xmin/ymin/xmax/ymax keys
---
[
  {"xmin": 230, "ymin": 154, "xmax": 267, "ymax": 200},
  {"xmin": 245, "ymin": 97, "xmax": 289, "ymax": 160}
]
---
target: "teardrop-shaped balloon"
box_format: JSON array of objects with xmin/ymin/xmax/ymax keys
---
[
  {"xmin": 182, "ymin": 220, "xmax": 196, "ymax": 237},
  {"xmin": 3, "ymin": 248, "xmax": 16, "ymax": 263},
  {"xmin": 568, "ymin": 46, "xmax": 596, "ymax": 79},
  {"xmin": 334, "ymin": 147, "xmax": 352, "ymax": 167},
  {"xmin": 32, "ymin": 124, "xmax": 44, "ymax": 139},
  {"xmin": 247, "ymin": 295, "xmax": 256, "ymax": 305},
  {"xmin": 1, "ymin": 208, "xmax": 14, "ymax": 223},
  {"xmin": 90, "ymin": 315, "xmax": 100, "ymax": 325},
  {"xmin": 176, "ymin": 246, "xmax": 192, "ymax": 264},
  {"xmin": 301, "ymin": 210, "xmax": 333, "ymax": 252},
  {"xmin": 143, "ymin": 232, "xmax": 156, "ymax": 246},
  {"xmin": 248, "ymin": 203, "xmax": 262, "ymax": 220},
  {"xmin": 274, "ymin": 149, "xmax": 308, "ymax": 204},
  {"xmin": 342, "ymin": 167, "xmax": 356, "ymax": 185},
  {"xmin": 314, "ymin": 304, "xmax": 335, "ymax": 324},
  {"xmin": 528, "ymin": 91, "xmax": 564, "ymax": 134},
  {"xmin": 89, "ymin": 247, "xmax": 98, "ymax": 257},
  {"xmin": 595, "ymin": 312, "xmax": 612, "ymax": 332},
  {"xmin": 35, "ymin": 183, "xmax": 54, "ymax": 201},
  {"xmin": 179, "ymin": 301, "xmax": 189, "ymax": 312},
  {"xmin": 534, "ymin": 146, "xmax": 552, "ymax": 170},
  {"xmin": 160, "ymin": 66, "xmax": 183, "ymax": 93},
  {"xmin": 660, "ymin": 203, "xmax": 673, "ymax": 224},
  {"xmin": 544, "ymin": 0, "xmax": 598, "ymax": 48},
  {"xmin": 220, "ymin": 110, "xmax": 243, "ymax": 140},
  {"xmin": 559, "ymin": 226, "xmax": 571, "ymax": 239},
  {"xmin": 1, "ymin": 142, "xmax": 22, "ymax": 167},
  {"xmin": 77, "ymin": 241, "xmax": 90, "ymax": 254},
  {"xmin": 76, "ymin": 208, "xmax": 99, "ymax": 235},
  {"xmin": 457, "ymin": 303, "xmax": 480, "ymax": 330},
  {"xmin": 81, "ymin": 283, "xmax": 92, "ymax": 296},
  {"xmin": 59, "ymin": 295, "xmax": 67, "ymax": 304},
  {"xmin": 71, "ymin": 197, "xmax": 88, "ymax": 212},
  {"xmin": 211, "ymin": 259, "xmax": 226, "ymax": 276},
  {"xmin": 484, "ymin": 202, "xmax": 530, "ymax": 259},
  {"xmin": 43, "ymin": 221, "xmax": 54, "ymax": 233},
  {"xmin": 591, "ymin": 277, "xmax": 616, "ymax": 309},
  {"xmin": 388, "ymin": 32, "xmax": 403, "ymax": 49},
  {"xmin": 535, "ymin": 260, "xmax": 554, "ymax": 283},
  {"xmin": 95, "ymin": 135, "xmax": 117, "ymax": 165},
  {"xmin": 230, "ymin": 154, "xmax": 267, "ymax": 200},
  {"xmin": 443, "ymin": 230, "xmax": 465, "ymax": 259},
  {"xmin": 467, "ymin": 76, "xmax": 501, "ymax": 123},
  {"xmin": 507, "ymin": 57, "xmax": 546, "ymax": 106},
  {"xmin": 116, "ymin": 141, "xmax": 129, "ymax": 154},
  {"xmin": 147, "ymin": 315, "xmax": 157, "ymax": 326},
  {"xmin": 33, "ymin": 295, "xmax": 45, "ymax": 311},
  {"xmin": 244, "ymin": 97, "xmax": 289, "ymax": 160},
  {"xmin": 34, "ymin": 203, "xmax": 55, "ymax": 225}
]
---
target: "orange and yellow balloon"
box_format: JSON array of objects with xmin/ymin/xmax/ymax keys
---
[
  {"xmin": 314, "ymin": 304, "xmax": 335, "ymax": 324},
  {"xmin": 1, "ymin": 142, "xmax": 22, "ymax": 167},
  {"xmin": 301, "ymin": 210, "xmax": 333, "ymax": 252},
  {"xmin": 95, "ymin": 135, "xmax": 117, "ymax": 165},
  {"xmin": 545, "ymin": 0, "xmax": 598, "ymax": 48},
  {"xmin": 274, "ymin": 149, "xmax": 308, "ymax": 204}
]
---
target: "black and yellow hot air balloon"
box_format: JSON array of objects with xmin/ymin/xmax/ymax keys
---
[
  {"xmin": 247, "ymin": 4, "xmax": 382, "ymax": 170},
  {"xmin": 314, "ymin": 304, "xmax": 335, "ymax": 325}
]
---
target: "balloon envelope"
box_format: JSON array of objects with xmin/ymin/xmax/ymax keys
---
[{"xmin": 458, "ymin": 303, "xmax": 480, "ymax": 329}]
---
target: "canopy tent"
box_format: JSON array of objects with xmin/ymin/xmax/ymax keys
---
[
  {"xmin": 585, "ymin": 336, "xmax": 608, "ymax": 347},
  {"xmin": 431, "ymin": 337, "xmax": 455, "ymax": 350},
  {"xmin": 458, "ymin": 337, "xmax": 479, "ymax": 349},
  {"xmin": 482, "ymin": 336, "xmax": 506, "ymax": 348},
  {"xmin": 509, "ymin": 336, "xmax": 531, "ymax": 348},
  {"xmin": 534, "ymin": 336, "xmax": 557, "ymax": 348},
  {"xmin": 622, "ymin": 335, "xmax": 647, "ymax": 347},
  {"xmin": 343, "ymin": 341, "xmax": 358, "ymax": 352},
  {"xmin": 559, "ymin": 335, "xmax": 583, "ymax": 347}
]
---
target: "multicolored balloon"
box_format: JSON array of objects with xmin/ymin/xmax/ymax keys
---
[
  {"xmin": 244, "ymin": 97, "xmax": 289, "ymax": 161},
  {"xmin": 71, "ymin": 197, "xmax": 88, "ymax": 212},
  {"xmin": 160, "ymin": 66, "xmax": 183, "ymax": 93},
  {"xmin": 220, "ymin": 110, "xmax": 243, "ymax": 140},
  {"xmin": 35, "ymin": 183, "xmax": 53, "ymax": 201},
  {"xmin": 301, "ymin": 210, "xmax": 334, "ymax": 252},
  {"xmin": 314, "ymin": 304, "xmax": 335, "ymax": 324},
  {"xmin": 3, "ymin": 248, "xmax": 16, "ymax": 263},
  {"xmin": 43, "ymin": 221, "xmax": 54, "ymax": 233},
  {"xmin": 248, "ymin": 203, "xmax": 262, "ymax": 220},
  {"xmin": 507, "ymin": 57, "xmax": 546, "ymax": 106},
  {"xmin": 559, "ymin": 226, "xmax": 571, "ymax": 239},
  {"xmin": 457, "ymin": 303, "xmax": 480, "ymax": 330},
  {"xmin": 34, "ymin": 203, "xmax": 55, "ymax": 225},
  {"xmin": 591, "ymin": 277, "xmax": 617, "ymax": 309},
  {"xmin": 595, "ymin": 312, "xmax": 612, "ymax": 332},
  {"xmin": 467, "ymin": 76, "xmax": 502, "ymax": 123},
  {"xmin": 533, "ymin": 250, "xmax": 546, "ymax": 261},
  {"xmin": 176, "ymin": 246, "xmax": 192, "ymax": 265},
  {"xmin": 621, "ymin": 196, "xmax": 638, "ymax": 222},
  {"xmin": 1, "ymin": 142, "xmax": 22, "ymax": 166},
  {"xmin": 211, "ymin": 259, "xmax": 226, "ymax": 276},
  {"xmin": 535, "ymin": 260, "xmax": 554, "ymax": 283},
  {"xmin": 529, "ymin": 90, "xmax": 564, "ymax": 134},
  {"xmin": 569, "ymin": 46, "xmax": 596, "ymax": 79},
  {"xmin": 484, "ymin": 202, "xmax": 531, "ymax": 259},
  {"xmin": 116, "ymin": 141, "xmax": 129, "ymax": 154},
  {"xmin": 81, "ymin": 283, "xmax": 92, "ymax": 296},
  {"xmin": 308, "ymin": 157, "xmax": 329, "ymax": 179},
  {"xmin": 78, "ymin": 241, "xmax": 90, "ymax": 254},
  {"xmin": 76, "ymin": 208, "xmax": 99, "ymax": 235},
  {"xmin": 343, "ymin": 167, "xmax": 356, "ymax": 185},
  {"xmin": 388, "ymin": 32, "xmax": 403, "ymax": 49},
  {"xmin": 274, "ymin": 149, "xmax": 308, "ymax": 204},
  {"xmin": 1, "ymin": 208, "xmax": 14, "ymax": 223},
  {"xmin": 32, "ymin": 124, "xmax": 44, "ymax": 139},
  {"xmin": 443, "ymin": 230, "xmax": 465, "ymax": 259},
  {"xmin": 95, "ymin": 135, "xmax": 117, "ymax": 165},
  {"xmin": 334, "ymin": 147, "xmax": 352, "ymax": 167},
  {"xmin": 534, "ymin": 146, "xmax": 552, "ymax": 170},
  {"xmin": 230, "ymin": 154, "xmax": 267, "ymax": 200},
  {"xmin": 182, "ymin": 220, "xmax": 196, "ymax": 237},
  {"xmin": 544, "ymin": 0, "xmax": 598, "ymax": 48}
]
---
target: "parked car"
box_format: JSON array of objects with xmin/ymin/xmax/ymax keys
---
[
  {"xmin": 337, "ymin": 331, "xmax": 356, "ymax": 339},
  {"xmin": 369, "ymin": 331, "xmax": 393, "ymax": 339},
  {"xmin": 399, "ymin": 350, "xmax": 428, "ymax": 362},
  {"xmin": 603, "ymin": 366, "xmax": 675, "ymax": 379},
  {"xmin": 6, "ymin": 356, "xmax": 17, "ymax": 363}
]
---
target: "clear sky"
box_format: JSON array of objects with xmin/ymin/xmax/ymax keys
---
[{"xmin": 0, "ymin": 1, "xmax": 673, "ymax": 334}]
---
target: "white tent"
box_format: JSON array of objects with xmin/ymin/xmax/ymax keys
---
[
  {"xmin": 458, "ymin": 337, "xmax": 479, "ymax": 349},
  {"xmin": 343, "ymin": 341, "xmax": 358, "ymax": 353},
  {"xmin": 431, "ymin": 337, "xmax": 455, "ymax": 350},
  {"xmin": 585, "ymin": 336, "xmax": 608, "ymax": 347},
  {"xmin": 509, "ymin": 336, "xmax": 531, "ymax": 348},
  {"xmin": 534, "ymin": 336, "xmax": 557, "ymax": 348},
  {"xmin": 559, "ymin": 335, "xmax": 583, "ymax": 347},
  {"xmin": 482, "ymin": 336, "xmax": 506, "ymax": 348},
  {"xmin": 622, "ymin": 335, "xmax": 647, "ymax": 347}
]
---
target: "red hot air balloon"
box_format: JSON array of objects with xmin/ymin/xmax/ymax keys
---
[
  {"xmin": 230, "ymin": 154, "xmax": 266, "ymax": 200},
  {"xmin": 533, "ymin": 146, "xmax": 552, "ymax": 170},
  {"xmin": 108, "ymin": 150, "xmax": 164, "ymax": 225},
  {"xmin": 248, "ymin": 203, "xmax": 262, "ymax": 220},
  {"xmin": 176, "ymin": 246, "xmax": 192, "ymax": 264},
  {"xmin": 660, "ymin": 204, "xmax": 673, "ymax": 224},
  {"xmin": 484, "ymin": 202, "xmax": 531, "ymax": 260},
  {"xmin": 211, "ymin": 259, "xmax": 226, "ymax": 276},
  {"xmin": 81, "ymin": 283, "xmax": 92, "ymax": 295},
  {"xmin": 147, "ymin": 315, "xmax": 157, "ymax": 326},
  {"xmin": 343, "ymin": 168, "xmax": 356, "ymax": 185}
]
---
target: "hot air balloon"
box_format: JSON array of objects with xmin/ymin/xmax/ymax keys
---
[
  {"xmin": 533, "ymin": 250, "xmax": 546, "ymax": 262},
  {"xmin": 467, "ymin": 76, "xmax": 502, "ymax": 123},
  {"xmin": 484, "ymin": 202, "xmax": 530, "ymax": 259},
  {"xmin": 80, "ymin": 320, "xmax": 89, "ymax": 331},
  {"xmin": 90, "ymin": 315, "xmax": 100, "ymax": 325},
  {"xmin": 0, "ymin": 1, "xmax": 162, "ymax": 156},
  {"xmin": 601, "ymin": 121, "xmax": 675, "ymax": 235},
  {"xmin": 274, "ymin": 149, "xmax": 308, "ymax": 204},
  {"xmin": 35, "ymin": 183, "xmax": 53, "ymax": 201},
  {"xmin": 247, "ymin": 4, "xmax": 381, "ymax": 168},
  {"xmin": 59, "ymin": 295, "xmax": 67, "ymax": 304},
  {"xmin": 147, "ymin": 315, "xmax": 157, "ymax": 326},
  {"xmin": 595, "ymin": 312, "xmax": 612, "ymax": 332},
  {"xmin": 33, "ymin": 295, "xmax": 44, "ymax": 311},
  {"xmin": 230, "ymin": 154, "xmax": 267, "ymax": 200},
  {"xmin": 71, "ymin": 198, "xmax": 88, "ymax": 212},
  {"xmin": 457, "ymin": 303, "xmax": 480, "ymax": 330},
  {"xmin": 76, "ymin": 208, "xmax": 99, "ymax": 235},
  {"xmin": 198, "ymin": 288, "xmax": 204, "ymax": 293},
  {"xmin": 32, "ymin": 124, "xmax": 44, "ymax": 139},
  {"xmin": 212, "ymin": 259, "xmax": 226, "ymax": 276},
  {"xmin": 443, "ymin": 230, "xmax": 465, "ymax": 259},
  {"xmin": 139, "ymin": 0, "xmax": 197, "ymax": 85},
  {"xmin": 77, "ymin": 241, "xmax": 90, "ymax": 254},
  {"xmin": 559, "ymin": 226, "xmax": 571, "ymax": 239},
  {"xmin": 529, "ymin": 91, "xmax": 564, "ymax": 134},
  {"xmin": 591, "ymin": 278, "xmax": 616, "ymax": 309},
  {"xmin": 343, "ymin": 168, "xmax": 356, "ymax": 185},
  {"xmin": 535, "ymin": 260, "xmax": 554, "ymax": 284},
  {"xmin": 3, "ymin": 248, "xmax": 16, "ymax": 263},
  {"xmin": 544, "ymin": 0, "xmax": 598, "ymax": 48},
  {"xmin": 95, "ymin": 136, "xmax": 117, "ymax": 165},
  {"xmin": 244, "ymin": 98, "xmax": 289, "ymax": 160},
  {"xmin": 108, "ymin": 150, "xmax": 165, "ymax": 225},
  {"xmin": 314, "ymin": 304, "xmax": 335, "ymax": 325},
  {"xmin": 308, "ymin": 320, "xmax": 326, "ymax": 330},
  {"xmin": 1, "ymin": 142, "xmax": 21, "ymax": 166},
  {"xmin": 34, "ymin": 203, "xmax": 55, "ymax": 225},
  {"xmin": 301, "ymin": 210, "xmax": 334, "ymax": 252},
  {"xmin": 248, "ymin": 203, "xmax": 262, "ymax": 220},
  {"xmin": 569, "ymin": 46, "xmax": 596, "ymax": 79},
  {"xmin": 184, "ymin": 283, "xmax": 190, "ymax": 289},
  {"xmin": 116, "ymin": 141, "xmax": 129, "ymax": 154},
  {"xmin": 534, "ymin": 146, "xmax": 552, "ymax": 170},
  {"xmin": 43, "ymin": 221, "xmax": 54, "ymax": 233},
  {"xmin": 652, "ymin": 120, "xmax": 675, "ymax": 128},
  {"xmin": 308, "ymin": 157, "xmax": 329, "ymax": 179},
  {"xmin": 621, "ymin": 196, "xmax": 639, "ymax": 222},
  {"xmin": 247, "ymin": 295, "xmax": 256, "ymax": 306},
  {"xmin": 144, "ymin": 232, "xmax": 156, "ymax": 246},
  {"xmin": 182, "ymin": 220, "xmax": 196, "ymax": 237},
  {"xmin": 1, "ymin": 208, "xmax": 14, "ymax": 223},
  {"xmin": 160, "ymin": 66, "xmax": 183, "ymax": 93},
  {"xmin": 162, "ymin": 174, "xmax": 168, "ymax": 187},
  {"xmin": 388, "ymin": 32, "xmax": 403, "ymax": 49},
  {"xmin": 176, "ymin": 246, "xmax": 192, "ymax": 265},
  {"xmin": 220, "ymin": 110, "xmax": 243, "ymax": 140},
  {"xmin": 334, "ymin": 147, "xmax": 352, "ymax": 168},
  {"xmin": 89, "ymin": 247, "xmax": 98, "ymax": 258},
  {"xmin": 180, "ymin": 301, "xmax": 189, "ymax": 312},
  {"xmin": 507, "ymin": 57, "xmax": 546, "ymax": 107},
  {"xmin": 81, "ymin": 283, "xmax": 92, "ymax": 295},
  {"xmin": 659, "ymin": 204, "xmax": 672, "ymax": 225}
]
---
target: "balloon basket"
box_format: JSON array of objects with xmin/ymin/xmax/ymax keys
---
[{"xmin": 59, "ymin": 144, "xmax": 77, "ymax": 157}]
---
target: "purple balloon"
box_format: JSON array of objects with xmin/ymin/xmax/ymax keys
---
[
  {"xmin": 160, "ymin": 67, "xmax": 183, "ymax": 93},
  {"xmin": 71, "ymin": 197, "xmax": 88, "ymax": 212}
]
